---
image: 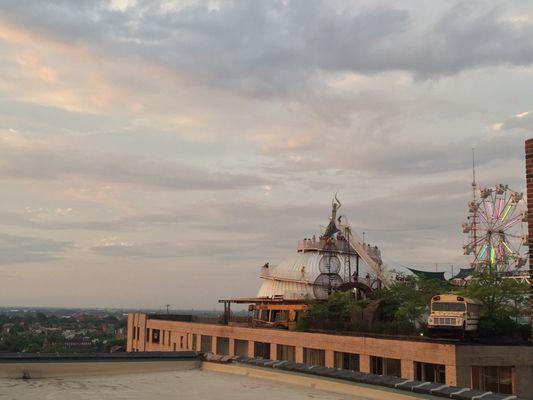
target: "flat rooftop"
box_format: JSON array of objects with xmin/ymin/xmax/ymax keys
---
[{"xmin": 1, "ymin": 369, "xmax": 376, "ymax": 400}]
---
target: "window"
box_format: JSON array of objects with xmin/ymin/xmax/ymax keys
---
[
  {"xmin": 334, "ymin": 352, "xmax": 360, "ymax": 371},
  {"xmin": 151, "ymin": 329, "xmax": 160, "ymax": 344},
  {"xmin": 192, "ymin": 334, "xmax": 198, "ymax": 351},
  {"xmin": 273, "ymin": 310, "xmax": 289, "ymax": 322},
  {"xmin": 370, "ymin": 356, "xmax": 383, "ymax": 375},
  {"xmin": 432, "ymin": 302, "xmax": 466, "ymax": 312},
  {"xmin": 216, "ymin": 337, "xmax": 229, "ymax": 355},
  {"xmin": 162, "ymin": 330, "xmax": 165, "ymax": 345},
  {"xmin": 180, "ymin": 336, "xmax": 184, "ymax": 349},
  {"xmin": 303, "ymin": 348, "xmax": 325, "ymax": 366},
  {"xmin": 200, "ymin": 335, "xmax": 212, "ymax": 353},
  {"xmin": 136, "ymin": 327, "xmax": 140, "ymax": 340},
  {"xmin": 415, "ymin": 362, "xmax": 445, "ymax": 384},
  {"xmin": 254, "ymin": 342, "xmax": 270, "ymax": 359},
  {"xmin": 234, "ymin": 340, "xmax": 248, "ymax": 357},
  {"xmin": 384, "ymin": 358, "xmax": 401, "ymax": 377},
  {"xmin": 370, "ymin": 356, "xmax": 401, "ymax": 376},
  {"xmin": 186, "ymin": 333, "xmax": 189, "ymax": 349},
  {"xmin": 472, "ymin": 366, "xmax": 514, "ymax": 394},
  {"xmin": 277, "ymin": 345, "xmax": 295, "ymax": 362},
  {"xmin": 132, "ymin": 325, "xmax": 136, "ymax": 339}
]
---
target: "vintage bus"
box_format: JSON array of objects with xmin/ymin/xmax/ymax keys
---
[
  {"xmin": 249, "ymin": 301, "xmax": 307, "ymax": 331},
  {"xmin": 427, "ymin": 294, "xmax": 481, "ymax": 339}
]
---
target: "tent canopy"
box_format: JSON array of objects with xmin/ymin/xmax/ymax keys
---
[
  {"xmin": 451, "ymin": 267, "xmax": 474, "ymax": 280},
  {"xmin": 407, "ymin": 267, "xmax": 446, "ymax": 281}
]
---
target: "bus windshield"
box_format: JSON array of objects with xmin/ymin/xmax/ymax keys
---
[{"xmin": 432, "ymin": 302, "xmax": 466, "ymax": 312}]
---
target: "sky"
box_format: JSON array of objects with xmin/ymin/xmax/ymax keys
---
[{"xmin": 0, "ymin": 0, "xmax": 532, "ymax": 310}]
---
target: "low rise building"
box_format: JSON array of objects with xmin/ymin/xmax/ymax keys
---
[{"xmin": 127, "ymin": 313, "xmax": 532, "ymax": 398}]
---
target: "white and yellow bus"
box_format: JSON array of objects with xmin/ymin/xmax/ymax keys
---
[{"xmin": 427, "ymin": 294, "xmax": 481, "ymax": 338}]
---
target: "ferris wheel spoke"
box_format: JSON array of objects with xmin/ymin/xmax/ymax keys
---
[
  {"xmin": 502, "ymin": 215, "xmax": 521, "ymax": 230},
  {"xmin": 478, "ymin": 243, "xmax": 489, "ymax": 260},
  {"xmin": 484, "ymin": 200, "xmax": 493, "ymax": 221},
  {"xmin": 500, "ymin": 203, "xmax": 516, "ymax": 223},
  {"xmin": 504, "ymin": 233, "xmax": 522, "ymax": 239},
  {"xmin": 473, "ymin": 236, "xmax": 487, "ymax": 246},
  {"xmin": 494, "ymin": 198, "xmax": 503, "ymax": 219},
  {"xmin": 489, "ymin": 246, "xmax": 497, "ymax": 265},
  {"xmin": 502, "ymin": 239, "xmax": 519, "ymax": 256},
  {"xmin": 499, "ymin": 197, "xmax": 513, "ymax": 220},
  {"xmin": 497, "ymin": 243, "xmax": 505, "ymax": 260}
]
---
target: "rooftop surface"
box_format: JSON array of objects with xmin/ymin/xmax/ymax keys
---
[{"xmin": 0, "ymin": 369, "xmax": 370, "ymax": 400}]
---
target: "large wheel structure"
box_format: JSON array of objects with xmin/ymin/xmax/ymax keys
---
[
  {"xmin": 462, "ymin": 184, "xmax": 527, "ymax": 273},
  {"xmin": 313, "ymin": 273, "xmax": 343, "ymax": 299}
]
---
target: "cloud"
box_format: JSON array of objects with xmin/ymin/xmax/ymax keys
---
[
  {"xmin": 1, "ymin": 1, "xmax": 533, "ymax": 99},
  {"xmin": 258, "ymin": 123, "xmax": 528, "ymax": 177},
  {"xmin": 0, "ymin": 232, "xmax": 72, "ymax": 265},
  {"xmin": 499, "ymin": 110, "xmax": 533, "ymax": 132},
  {"xmin": 90, "ymin": 236, "xmax": 263, "ymax": 261},
  {"xmin": 0, "ymin": 132, "xmax": 269, "ymax": 191},
  {"xmin": 0, "ymin": 0, "xmax": 531, "ymax": 308}
]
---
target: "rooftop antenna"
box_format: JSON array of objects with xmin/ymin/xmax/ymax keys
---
[{"xmin": 471, "ymin": 148, "xmax": 478, "ymax": 261}]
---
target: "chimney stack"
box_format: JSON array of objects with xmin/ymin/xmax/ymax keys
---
[{"xmin": 525, "ymin": 139, "xmax": 533, "ymax": 327}]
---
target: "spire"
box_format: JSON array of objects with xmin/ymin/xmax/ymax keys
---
[{"xmin": 324, "ymin": 194, "xmax": 341, "ymax": 238}]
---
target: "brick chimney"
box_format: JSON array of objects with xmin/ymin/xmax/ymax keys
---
[{"xmin": 525, "ymin": 139, "xmax": 533, "ymax": 327}]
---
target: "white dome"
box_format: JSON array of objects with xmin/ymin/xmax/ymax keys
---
[{"xmin": 257, "ymin": 251, "xmax": 373, "ymax": 299}]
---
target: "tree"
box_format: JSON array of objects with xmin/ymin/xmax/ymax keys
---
[
  {"xmin": 298, "ymin": 292, "xmax": 363, "ymax": 331},
  {"xmin": 374, "ymin": 276, "xmax": 450, "ymax": 325},
  {"xmin": 460, "ymin": 272, "xmax": 529, "ymax": 320},
  {"xmin": 458, "ymin": 271, "xmax": 530, "ymax": 341}
]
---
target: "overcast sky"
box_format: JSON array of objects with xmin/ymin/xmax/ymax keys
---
[{"xmin": 0, "ymin": 0, "xmax": 532, "ymax": 309}]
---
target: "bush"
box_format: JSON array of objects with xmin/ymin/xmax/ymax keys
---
[{"xmin": 478, "ymin": 316, "xmax": 531, "ymax": 343}]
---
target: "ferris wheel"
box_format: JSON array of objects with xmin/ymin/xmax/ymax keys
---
[{"xmin": 462, "ymin": 184, "xmax": 527, "ymax": 273}]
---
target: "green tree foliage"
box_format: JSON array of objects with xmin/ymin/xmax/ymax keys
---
[
  {"xmin": 368, "ymin": 276, "xmax": 451, "ymax": 335},
  {"xmin": 297, "ymin": 292, "xmax": 363, "ymax": 331},
  {"xmin": 460, "ymin": 271, "xmax": 530, "ymax": 341},
  {"xmin": 299, "ymin": 276, "xmax": 448, "ymax": 335},
  {"xmin": 0, "ymin": 333, "xmax": 44, "ymax": 353},
  {"xmin": 460, "ymin": 271, "xmax": 529, "ymax": 320},
  {"xmin": 298, "ymin": 271, "xmax": 529, "ymax": 341},
  {"xmin": 374, "ymin": 276, "xmax": 450, "ymax": 325}
]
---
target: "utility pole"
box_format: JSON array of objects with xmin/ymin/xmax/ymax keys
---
[{"xmin": 165, "ymin": 304, "xmax": 170, "ymax": 314}]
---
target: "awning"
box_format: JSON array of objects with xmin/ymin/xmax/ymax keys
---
[{"xmin": 407, "ymin": 268, "xmax": 447, "ymax": 281}]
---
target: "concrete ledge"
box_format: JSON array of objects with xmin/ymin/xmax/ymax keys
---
[
  {"xmin": 0, "ymin": 352, "xmax": 198, "ymax": 362},
  {"xmin": 202, "ymin": 361, "xmax": 429, "ymax": 400},
  {"xmin": 0, "ymin": 352, "xmax": 200, "ymax": 379},
  {"xmin": 231, "ymin": 357, "xmax": 527, "ymax": 400}
]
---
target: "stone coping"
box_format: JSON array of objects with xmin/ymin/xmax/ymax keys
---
[
  {"xmin": 230, "ymin": 356, "xmax": 524, "ymax": 400},
  {"xmin": 0, "ymin": 351, "xmax": 199, "ymax": 363}
]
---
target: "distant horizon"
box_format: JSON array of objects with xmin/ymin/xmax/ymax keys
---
[{"xmin": 0, "ymin": 305, "xmax": 227, "ymax": 313}]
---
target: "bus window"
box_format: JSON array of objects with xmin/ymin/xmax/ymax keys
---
[{"xmin": 432, "ymin": 302, "xmax": 466, "ymax": 312}]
